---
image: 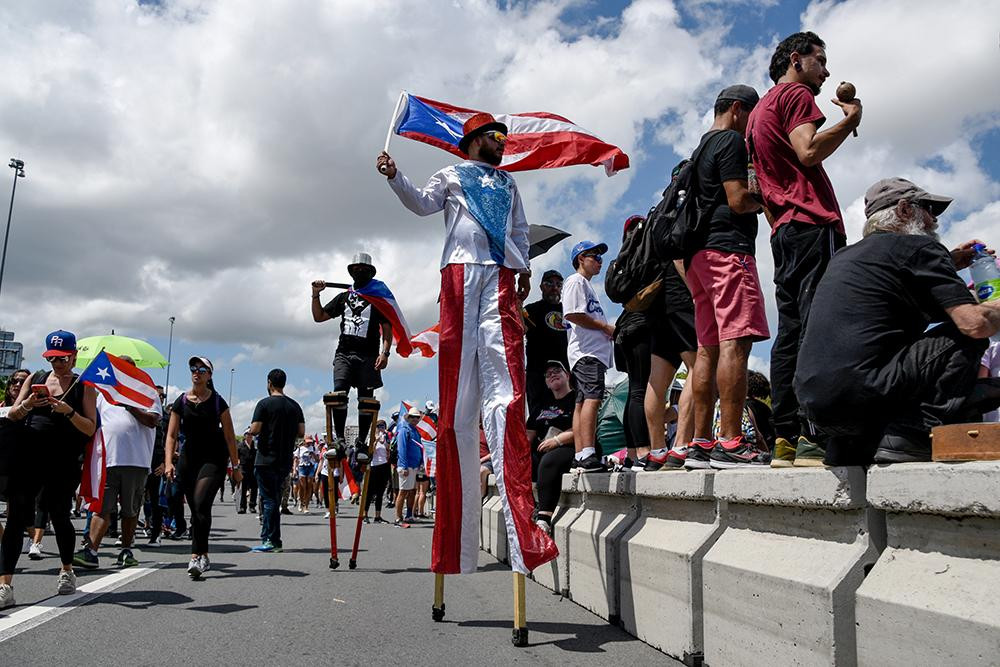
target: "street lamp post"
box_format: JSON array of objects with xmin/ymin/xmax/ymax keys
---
[
  {"xmin": 0, "ymin": 158, "xmax": 26, "ymax": 300},
  {"xmin": 229, "ymin": 368, "xmax": 235, "ymax": 406},
  {"xmin": 164, "ymin": 316, "xmax": 176, "ymax": 403}
]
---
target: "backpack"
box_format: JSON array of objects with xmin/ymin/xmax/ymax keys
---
[
  {"xmin": 604, "ymin": 216, "xmax": 666, "ymax": 311},
  {"xmin": 649, "ymin": 129, "xmax": 724, "ymax": 261}
]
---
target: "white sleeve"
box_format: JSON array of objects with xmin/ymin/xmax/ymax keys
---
[
  {"xmin": 510, "ymin": 186, "xmax": 530, "ymax": 272},
  {"xmin": 562, "ymin": 277, "xmax": 587, "ymax": 315},
  {"xmin": 387, "ymin": 169, "xmax": 448, "ymax": 217}
]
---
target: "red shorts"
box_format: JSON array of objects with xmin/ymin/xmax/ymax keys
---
[{"xmin": 686, "ymin": 249, "xmax": 770, "ymax": 347}]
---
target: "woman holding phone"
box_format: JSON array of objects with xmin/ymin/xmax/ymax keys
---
[
  {"xmin": 164, "ymin": 356, "xmax": 241, "ymax": 579},
  {"xmin": 0, "ymin": 331, "xmax": 97, "ymax": 607}
]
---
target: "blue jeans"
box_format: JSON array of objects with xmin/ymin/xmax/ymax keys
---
[{"xmin": 255, "ymin": 467, "xmax": 285, "ymax": 547}]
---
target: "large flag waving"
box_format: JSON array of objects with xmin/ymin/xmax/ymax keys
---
[
  {"xmin": 400, "ymin": 400, "xmax": 438, "ymax": 441},
  {"xmin": 352, "ymin": 279, "xmax": 414, "ymax": 358},
  {"xmin": 409, "ymin": 323, "xmax": 440, "ymax": 358},
  {"xmin": 388, "ymin": 92, "xmax": 629, "ymax": 175}
]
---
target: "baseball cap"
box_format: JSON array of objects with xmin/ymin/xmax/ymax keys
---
[
  {"xmin": 544, "ymin": 359, "xmax": 569, "ymax": 374},
  {"xmin": 42, "ymin": 330, "xmax": 77, "ymax": 358},
  {"xmin": 864, "ymin": 178, "xmax": 953, "ymax": 218},
  {"xmin": 425, "ymin": 400, "xmax": 436, "ymax": 412},
  {"xmin": 407, "ymin": 406, "xmax": 422, "ymax": 418},
  {"xmin": 188, "ymin": 356, "xmax": 214, "ymax": 373},
  {"xmin": 541, "ymin": 269, "xmax": 563, "ymax": 281},
  {"xmin": 716, "ymin": 84, "xmax": 760, "ymax": 110},
  {"xmin": 570, "ymin": 240, "xmax": 608, "ymax": 265}
]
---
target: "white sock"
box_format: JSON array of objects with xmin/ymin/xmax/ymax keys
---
[{"xmin": 576, "ymin": 447, "xmax": 596, "ymax": 461}]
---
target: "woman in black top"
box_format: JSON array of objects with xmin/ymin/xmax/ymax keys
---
[
  {"xmin": 164, "ymin": 356, "xmax": 240, "ymax": 579},
  {"xmin": 530, "ymin": 360, "xmax": 576, "ymax": 535},
  {"xmin": 0, "ymin": 369, "xmax": 29, "ymax": 544},
  {"xmin": 1, "ymin": 331, "xmax": 97, "ymax": 604}
]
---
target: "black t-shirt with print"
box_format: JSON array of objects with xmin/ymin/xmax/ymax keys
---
[
  {"xmin": 527, "ymin": 392, "xmax": 576, "ymax": 437},
  {"xmin": 523, "ymin": 299, "xmax": 569, "ymax": 371},
  {"xmin": 324, "ymin": 291, "xmax": 389, "ymax": 357},
  {"xmin": 694, "ymin": 129, "xmax": 760, "ymax": 256}
]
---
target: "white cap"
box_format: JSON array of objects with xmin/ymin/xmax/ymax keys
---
[
  {"xmin": 425, "ymin": 400, "xmax": 436, "ymax": 412},
  {"xmin": 407, "ymin": 407, "xmax": 422, "ymax": 418}
]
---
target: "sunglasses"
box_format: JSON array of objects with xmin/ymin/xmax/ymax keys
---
[
  {"xmin": 482, "ymin": 130, "xmax": 507, "ymax": 143},
  {"xmin": 544, "ymin": 369, "xmax": 566, "ymax": 378},
  {"xmin": 47, "ymin": 356, "xmax": 71, "ymax": 364},
  {"xmin": 190, "ymin": 366, "xmax": 211, "ymax": 374},
  {"xmin": 541, "ymin": 279, "xmax": 563, "ymax": 287},
  {"xmin": 582, "ymin": 253, "xmax": 604, "ymax": 262}
]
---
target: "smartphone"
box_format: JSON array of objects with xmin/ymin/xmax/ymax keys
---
[{"xmin": 30, "ymin": 384, "xmax": 50, "ymax": 399}]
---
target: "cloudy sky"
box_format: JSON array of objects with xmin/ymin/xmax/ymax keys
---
[{"xmin": 0, "ymin": 0, "xmax": 997, "ymax": 432}]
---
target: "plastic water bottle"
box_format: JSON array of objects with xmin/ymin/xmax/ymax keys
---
[{"xmin": 970, "ymin": 244, "xmax": 1000, "ymax": 303}]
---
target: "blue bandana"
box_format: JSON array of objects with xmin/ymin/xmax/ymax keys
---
[{"xmin": 455, "ymin": 163, "xmax": 513, "ymax": 265}]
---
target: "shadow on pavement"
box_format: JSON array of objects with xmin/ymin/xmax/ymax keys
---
[
  {"xmin": 457, "ymin": 619, "xmax": 635, "ymax": 653},
  {"xmin": 187, "ymin": 603, "xmax": 258, "ymax": 614},
  {"xmin": 91, "ymin": 589, "xmax": 194, "ymax": 610}
]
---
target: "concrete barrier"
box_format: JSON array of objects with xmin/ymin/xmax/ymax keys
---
[
  {"xmin": 857, "ymin": 462, "xmax": 1000, "ymax": 666},
  {"xmin": 480, "ymin": 474, "xmax": 497, "ymax": 552},
  {"xmin": 567, "ymin": 472, "xmax": 639, "ymax": 625},
  {"xmin": 619, "ymin": 470, "xmax": 723, "ymax": 666},
  {"xmin": 534, "ymin": 470, "xmax": 583, "ymax": 595},
  {"xmin": 702, "ymin": 467, "xmax": 881, "ymax": 667},
  {"xmin": 482, "ymin": 475, "xmax": 508, "ymax": 563}
]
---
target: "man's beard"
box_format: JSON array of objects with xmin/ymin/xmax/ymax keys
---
[{"xmin": 481, "ymin": 147, "xmax": 503, "ymax": 166}]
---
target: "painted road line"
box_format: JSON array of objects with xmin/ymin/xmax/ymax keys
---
[{"xmin": 0, "ymin": 565, "xmax": 161, "ymax": 643}]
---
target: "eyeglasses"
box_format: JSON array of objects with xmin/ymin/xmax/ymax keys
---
[
  {"xmin": 190, "ymin": 366, "xmax": 210, "ymax": 374},
  {"xmin": 482, "ymin": 130, "xmax": 507, "ymax": 143},
  {"xmin": 544, "ymin": 370, "xmax": 565, "ymax": 378},
  {"xmin": 582, "ymin": 253, "xmax": 604, "ymax": 262},
  {"xmin": 48, "ymin": 356, "xmax": 71, "ymax": 364}
]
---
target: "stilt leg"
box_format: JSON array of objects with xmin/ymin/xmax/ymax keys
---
[
  {"xmin": 326, "ymin": 464, "xmax": 339, "ymax": 569},
  {"xmin": 349, "ymin": 400, "xmax": 380, "ymax": 569},
  {"xmin": 432, "ymin": 573, "xmax": 446, "ymax": 622},
  {"xmin": 512, "ymin": 572, "xmax": 528, "ymax": 647}
]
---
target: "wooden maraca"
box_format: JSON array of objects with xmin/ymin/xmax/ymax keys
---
[{"xmin": 836, "ymin": 81, "xmax": 858, "ymax": 137}]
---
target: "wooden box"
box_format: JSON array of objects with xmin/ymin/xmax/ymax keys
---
[{"xmin": 931, "ymin": 422, "xmax": 1000, "ymax": 461}]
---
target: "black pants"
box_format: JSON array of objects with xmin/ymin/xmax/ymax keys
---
[
  {"xmin": 239, "ymin": 468, "xmax": 258, "ymax": 511},
  {"xmin": 364, "ymin": 463, "xmax": 391, "ymax": 514},
  {"xmin": 536, "ymin": 446, "xmax": 575, "ymax": 514},
  {"xmin": 806, "ymin": 322, "xmax": 987, "ymax": 466},
  {"xmin": 0, "ymin": 463, "xmax": 79, "ymax": 573},
  {"xmin": 770, "ymin": 222, "xmax": 845, "ymax": 441},
  {"xmin": 621, "ymin": 331, "xmax": 651, "ymax": 451},
  {"xmin": 144, "ymin": 473, "xmax": 164, "ymax": 540},
  {"xmin": 178, "ymin": 458, "xmax": 226, "ymax": 554}
]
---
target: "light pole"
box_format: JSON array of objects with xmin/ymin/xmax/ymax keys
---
[
  {"xmin": 229, "ymin": 368, "xmax": 235, "ymax": 406},
  {"xmin": 164, "ymin": 316, "xmax": 176, "ymax": 403},
  {"xmin": 0, "ymin": 158, "xmax": 25, "ymax": 300}
]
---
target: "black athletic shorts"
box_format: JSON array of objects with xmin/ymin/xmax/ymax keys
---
[
  {"xmin": 649, "ymin": 308, "xmax": 696, "ymax": 368},
  {"xmin": 573, "ymin": 357, "xmax": 607, "ymax": 403},
  {"xmin": 333, "ymin": 351, "xmax": 383, "ymax": 391}
]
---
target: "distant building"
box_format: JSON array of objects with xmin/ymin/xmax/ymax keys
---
[{"xmin": 0, "ymin": 329, "xmax": 23, "ymax": 378}]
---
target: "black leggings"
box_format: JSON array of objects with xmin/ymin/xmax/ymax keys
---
[
  {"xmin": 144, "ymin": 473, "xmax": 164, "ymax": 540},
  {"xmin": 536, "ymin": 446, "xmax": 575, "ymax": 514},
  {"xmin": 622, "ymin": 332, "xmax": 652, "ymax": 451},
  {"xmin": 178, "ymin": 459, "xmax": 226, "ymax": 554},
  {"xmin": 1, "ymin": 467, "xmax": 80, "ymax": 574},
  {"xmin": 364, "ymin": 463, "xmax": 391, "ymax": 514}
]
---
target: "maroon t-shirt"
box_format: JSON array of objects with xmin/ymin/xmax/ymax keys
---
[{"xmin": 747, "ymin": 82, "xmax": 844, "ymax": 236}]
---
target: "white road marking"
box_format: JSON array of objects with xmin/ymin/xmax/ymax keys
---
[{"xmin": 0, "ymin": 565, "xmax": 160, "ymax": 643}]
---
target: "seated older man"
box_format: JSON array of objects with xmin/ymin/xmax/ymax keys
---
[{"xmin": 795, "ymin": 177, "xmax": 1000, "ymax": 465}]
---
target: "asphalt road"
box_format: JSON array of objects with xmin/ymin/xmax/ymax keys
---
[{"xmin": 0, "ymin": 494, "xmax": 676, "ymax": 665}]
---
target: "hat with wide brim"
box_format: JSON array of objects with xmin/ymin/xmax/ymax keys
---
[{"xmin": 458, "ymin": 113, "xmax": 508, "ymax": 154}]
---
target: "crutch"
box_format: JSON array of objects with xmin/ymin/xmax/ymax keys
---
[
  {"xmin": 348, "ymin": 397, "xmax": 380, "ymax": 569},
  {"xmin": 323, "ymin": 391, "xmax": 348, "ymax": 569}
]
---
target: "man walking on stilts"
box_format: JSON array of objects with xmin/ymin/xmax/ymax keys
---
[{"xmin": 378, "ymin": 113, "xmax": 558, "ymax": 580}]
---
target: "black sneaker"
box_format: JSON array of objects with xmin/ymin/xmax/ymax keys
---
[
  {"xmin": 873, "ymin": 433, "xmax": 931, "ymax": 464},
  {"xmin": 72, "ymin": 548, "xmax": 99, "ymax": 570},
  {"xmin": 632, "ymin": 456, "xmax": 649, "ymax": 472},
  {"xmin": 683, "ymin": 440, "xmax": 716, "ymax": 470},
  {"xmin": 575, "ymin": 454, "xmax": 605, "ymax": 473},
  {"xmin": 709, "ymin": 436, "xmax": 771, "ymax": 469},
  {"xmin": 354, "ymin": 437, "xmax": 370, "ymax": 465}
]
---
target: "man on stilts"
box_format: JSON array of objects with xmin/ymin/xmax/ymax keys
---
[{"xmin": 378, "ymin": 112, "xmax": 558, "ymax": 644}]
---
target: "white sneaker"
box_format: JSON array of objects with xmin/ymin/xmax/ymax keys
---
[
  {"xmin": 199, "ymin": 554, "xmax": 211, "ymax": 573},
  {"xmin": 0, "ymin": 583, "xmax": 14, "ymax": 609},
  {"xmin": 187, "ymin": 556, "xmax": 202, "ymax": 579},
  {"xmin": 146, "ymin": 536, "xmax": 162, "ymax": 548},
  {"xmin": 114, "ymin": 538, "xmax": 123, "ymax": 547},
  {"xmin": 323, "ymin": 511, "xmax": 331, "ymax": 519},
  {"xmin": 28, "ymin": 542, "xmax": 43, "ymax": 560},
  {"xmin": 56, "ymin": 569, "xmax": 76, "ymax": 595}
]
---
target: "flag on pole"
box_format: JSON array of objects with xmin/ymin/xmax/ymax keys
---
[
  {"xmin": 388, "ymin": 92, "xmax": 629, "ymax": 175},
  {"xmin": 401, "ymin": 400, "xmax": 438, "ymax": 441},
  {"xmin": 409, "ymin": 323, "xmax": 440, "ymax": 358},
  {"xmin": 338, "ymin": 460, "xmax": 359, "ymax": 500},
  {"xmin": 352, "ymin": 279, "xmax": 414, "ymax": 357},
  {"xmin": 79, "ymin": 350, "xmax": 160, "ymax": 410}
]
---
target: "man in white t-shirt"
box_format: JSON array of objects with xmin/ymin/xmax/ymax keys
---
[
  {"xmin": 562, "ymin": 240, "xmax": 614, "ymax": 472},
  {"xmin": 73, "ymin": 356, "xmax": 161, "ymax": 569}
]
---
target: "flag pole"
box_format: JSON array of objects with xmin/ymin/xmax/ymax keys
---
[
  {"xmin": 379, "ymin": 90, "xmax": 407, "ymax": 173},
  {"xmin": 63, "ymin": 346, "xmax": 107, "ymax": 397}
]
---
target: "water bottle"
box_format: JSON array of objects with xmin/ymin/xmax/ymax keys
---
[{"xmin": 970, "ymin": 244, "xmax": 1000, "ymax": 303}]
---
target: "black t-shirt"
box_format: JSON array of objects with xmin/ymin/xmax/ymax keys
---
[
  {"xmin": 523, "ymin": 299, "xmax": 569, "ymax": 372},
  {"xmin": 323, "ymin": 291, "xmax": 389, "ymax": 357},
  {"xmin": 694, "ymin": 129, "xmax": 759, "ymax": 256},
  {"xmin": 796, "ymin": 233, "xmax": 976, "ymax": 407},
  {"xmin": 252, "ymin": 394, "xmax": 305, "ymax": 472},
  {"xmin": 172, "ymin": 391, "xmax": 230, "ymax": 466},
  {"xmin": 527, "ymin": 392, "xmax": 576, "ymax": 438},
  {"xmin": 658, "ymin": 260, "xmax": 694, "ymax": 314}
]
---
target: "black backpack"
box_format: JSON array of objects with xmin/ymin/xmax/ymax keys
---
[
  {"xmin": 649, "ymin": 130, "xmax": 723, "ymax": 261},
  {"xmin": 604, "ymin": 216, "xmax": 666, "ymax": 310}
]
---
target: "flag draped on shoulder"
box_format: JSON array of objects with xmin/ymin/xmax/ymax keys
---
[
  {"xmin": 352, "ymin": 279, "xmax": 414, "ymax": 358},
  {"xmin": 409, "ymin": 323, "xmax": 440, "ymax": 358},
  {"xmin": 388, "ymin": 92, "xmax": 629, "ymax": 175},
  {"xmin": 79, "ymin": 350, "xmax": 159, "ymax": 410},
  {"xmin": 79, "ymin": 416, "xmax": 106, "ymax": 513}
]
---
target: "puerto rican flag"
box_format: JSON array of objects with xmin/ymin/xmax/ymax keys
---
[
  {"xmin": 353, "ymin": 279, "xmax": 414, "ymax": 358},
  {"xmin": 400, "ymin": 400, "xmax": 438, "ymax": 442},
  {"xmin": 389, "ymin": 92, "xmax": 629, "ymax": 175},
  {"xmin": 338, "ymin": 460, "xmax": 359, "ymax": 501},
  {"xmin": 79, "ymin": 419, "xmax": 106, "ymax": 513},
  {"xmin": 409, "ymin": 323, "xmax": 440, "ymax": 358},
  {"xmin": 79, "ymin": 350, "xmax": 160, "ymax": 411}
]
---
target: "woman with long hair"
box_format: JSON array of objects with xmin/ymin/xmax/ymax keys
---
[
  {"xmin": 1, "ymin": 331, "xmax": 97, "ymax": 606},
  {"xmin": 164, "ymin": 357, "xmax": 241, "ymax": 579}
]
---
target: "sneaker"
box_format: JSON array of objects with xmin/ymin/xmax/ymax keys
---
[
  {"xmin": 575, "ymin": 454, "xmax": 606, "ymax": 473},
  {"xmin": 114, "ymin": 538, "xmax": 123, "ymax": 547},
  {"xmin": 709, "ymin": 436, "xmax": 771, "ymax": 469},
  {"xmin": 873, "ymin": 433, "xmax": 931, "ymax": 464},
  {"xmin": 792, "ymin": 436, "xmax": 826, "ymax": 467},
  {"xmin": 170, "ymin": 528, "xmax": 187, "ymax": 541},
  {"xmin": 644, "ymin": 449, "xmax": 667, "ymax": 471},
  {"xmin": 354, "ymin": 437, "xmax": 371, "ymax": 465},
  {"xmin": 251, "ymin": 541, "xmax": 275, "ymax": 553},
  {"xmin": 683, "ymin": 440, "xmax": 716, "ymax": 470},
  {"xmin": 237, "ymin": 509, "xmax": 246, "ymax": 514},
  {"xmin": 72, "ymin": 548, "xmax": 99, "ymax": 570},
  {"xmin": 187, "ymin": 556, "xmax": 202, "ymax": 579},
  {"xmin": 404, "ymin": 512, "xmax": 415, "ymax": 522},
  {"xmin": 28, "ymin": 542, "xmax": 43, "ymax": 560},
  {"xmin": 373, "ymin": 517, "xmax": 388, "ymax": 524},
  {"xmin": 199, "ymin": 555, "xmax": 211, "ymax": 573},
  {"xmin": 323, "ymin": 511, "xmax": 331, "ymax": 519},
  {"xmin": 270, "ymin": 544, "xmax": 283, "ymax": 553},
  {"xmin": 146, "ymin": 536, "xmax": 162, "ymax": 548},
  {"xmin": 57, "ymin": 569, "xmax": 76, "ymax": 595},
  {"xmin": 535, "ymin": 515, "xmax": 553, "ymax": 536},
  {"xmin": 0, "ymin": 583, "xmax": 14, "ymax": 610},
  {"xmin": 117, "ymin": 548, "xmax": 139, "ymax": 568},
  {"xmin": 393, "ymin": 519, "xmax": 410, "ymax": 528},
  {"xmin": 770, "ymin": 437, "xmax": 796, "ymax": 468},
  {"xmin": 662, "ymin": 445, "xmax": 689, "ymax": 470},
  {"xmin": 250, "ymin": 507, "xmax": 257, "ymax": 514},
  {"xmin": 280, "ymin": 507, "xmax": 293, "ymax": 516},
  {"xmin": 631, "ymin": 456, "xmax": 649, "ymax": 472}
]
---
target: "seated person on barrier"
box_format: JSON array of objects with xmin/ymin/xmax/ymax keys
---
[
  {"xmin": 795, "ymin": 177, "xmax": 1000, "ymax": 465},
  {"xmin": 531, "ymin": 360, "xmax": 577, "ymax": 535}
]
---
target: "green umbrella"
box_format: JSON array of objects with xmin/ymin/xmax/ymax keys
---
[{"xmin": 74, "ymin": 335, "xmax": 168, "ymax": 370}]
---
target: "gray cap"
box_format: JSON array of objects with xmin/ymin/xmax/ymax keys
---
[
  {"xmin": 348, "ymin": 252, "xmax": 376, "ymax": 275},
  {"xmin": 716, "ymin": 84, "xmax": 760, "ymax": 110},
  {"xmin": 863, "ymin": 178, "xmax": 953, "ymax": 218}
]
